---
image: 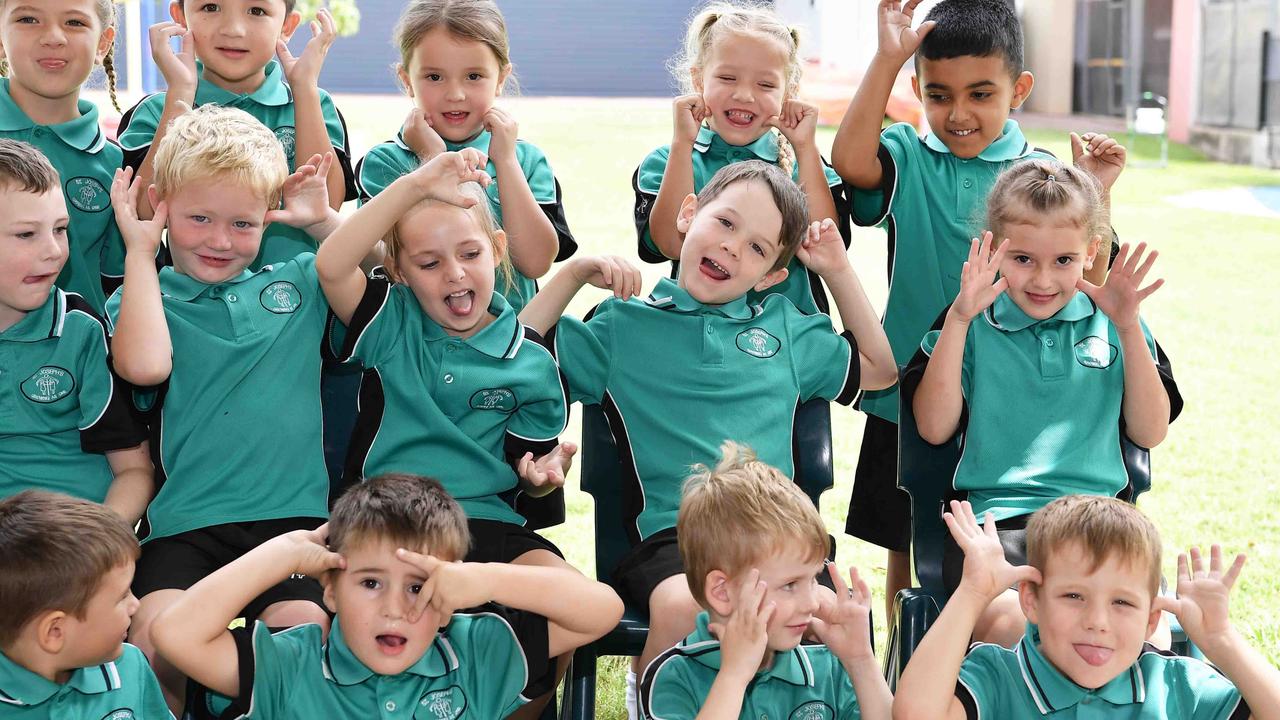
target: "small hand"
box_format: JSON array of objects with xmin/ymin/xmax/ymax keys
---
[
  {"xmin": 1154, "ymin": 545, "xmax": 1245, "ymax": 654},
  {"xmin": 410, "ymin": 148, "xmax": 492, "ymax": 205},
  {"xmin": 569, "ymin": 255, "xmax": 645, "ymax": 300},
  {"xmin": 483, "ymin": 106, "xmax": 519, "ymax": 164},
  {"xmin": 148, "ymin": 22, "xmax": 197, "ymax": 96},
  {"xmin": 708, "ymin": 569, "xmax": 774, "ymax": 679},
  {"xmin": 1071, "ymin": 132, "xmax": 1127, "ymax": 192},
  {"xmin": 275, "ymin": 8, "xmax": 337, "ymax": 91},
  {"xmin": 111, "ymin": 167, "xmax": 168, "ymax": 255},
  {"xmin": 795, "ymin": 218, "xmax": 851, "ymax": 278},
  {"xmin": 264, "ymin": 152, "xmax": 335, "ymax": 230},
  {"xmin": 877, "ymin": 0, "xmax": 937, "ymax": 62},
  {"xmin": 673, "ymin": 94, "xmax": 709, "ymax": 146},
  {"xmin": 517, "ymin": 441, "xmax": 579, "ymax": 496},
  {"xmin": 403, "ymin": 108, "xmax": 446, "ymax": 161},
  {"xmin": 274, "ymin": 522, "xmax": 346, "ymax": 578},
  {"xmin": 809, "ymin": 563, "xmax": 875, "ymax": 662},
  {"xmin": 396, "ymin": 549, "xmax": 494, "ymax": 627},
  {"xmin": 944, "ymin": 500, "xmax": 1041, "ymax": 602},
  {"xmin": 766, "ymin": 99, "xmax": 820, "ymax": 151},
  {"xmin": 1075, "ymin": 242, "xmax": 1162, "ymax": 332},
  {"xmin": 949, "ymin": 231, "xmax": 1009, "ymax": 322}
]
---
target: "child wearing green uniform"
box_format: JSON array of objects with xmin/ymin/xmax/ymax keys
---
[
  {"xmin": 0, "ymin": 139, "xmax": 150, "ymax": 523},
  {"xmin": 895, "ymin": 496, "xmax": 1279, "ymax": 720},
  {"xmin": 117, "ymin": 1, "xmax": 355, "ymax": 269},
  {"xmin": 0, "ymin": 0, "xmax": 128, "ymax": 313},
  {"xmin": 355, "ymin": 0, "xmax": 575, "ymax": 314},
  {"xmin": 634, "ymin": 3, "xmax": 848, "ymax": 316},
  {"xmin": 641, "ymin": 442, "xmax": 891, "ymax": 720},
  {"xmin": 151, "ymin": 472, "xmax": 624, "ymax": 720},
  {"xmin": 0, "ymin": 490, "xmax": 172, "ymax": 720}
]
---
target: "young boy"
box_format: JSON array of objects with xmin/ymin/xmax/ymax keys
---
[
  {"xmin": 894, "ymin": 497, "xmax": 1280, "ymax": 720},
  {"xmin": 640, "ymin": 441, "xmax": 892, "ymax": 720},
  {"xmin": 150, "ymin": 472, "xmax": 624, "ymax": 719},
  {"xmin": 0, "ymin": 139, "xmax": 151, "ymax": 523},
  {"xmin": 0, "ymin": 490, "xmax": 171, "ymax": 719},
  {"xmin": 118, "ymin": 1, "xmax": 355, "ymax": 268},
  {"xmin": 520, "ymin": 160, "xmax": 898, "ymax": 674},
  {"xmin": 830, "ymin": 0, "xmax": 1127, "ymax": 614}
]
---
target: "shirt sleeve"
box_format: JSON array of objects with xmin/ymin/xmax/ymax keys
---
[
  {"xmin": 227, "ymin": 621, "xmax": 307, "ymax": 719},
  {"xmin": 783, "ymin": 300, "xmax": 859, "ymax": 405},
  {"xmin": 849, "ymin": 123, "xmax": 916, "ymax": 228},
  {"xmin": 821, "ymin": 157, "xmax": 854, "ymax": 246},
  {"xmin": 1170, "ymin": 656, "xmax": 1249, "ymax": 720},
  {"xmin": 116, "ymin": 94, "xmax": 163, "ymax": 171},
  {"xmin": 506, "ymin": 330, "xmax": 569, "ymax": 444},
  {"xmin": 120, "ymin": 645, "xmax": 176, "ymax": 720},
  {"xmin": 318, "ymin": 90, "xmax": 358, "ymax": 202},
  {"xmin": 460, "ymin": 605, "xmax": 553, "ymax": 717},
  {"xmin": 639, "ymin": 654, "xmax": 700, "ymax": 720},
  {"xmin": 633, "ymin": 146, "xmax": 672, "ymax": 263},
  {"xmin": 955, "ymin": 643, "xmax": 1013, "ymax": 720},
  {"xmin": 333, "ymin": 274, "xmax": 406, "ymax": 367},
  {"xmin": 72, "ymin": 304, "xmax": 148, "ymax": 453},
  {"xmin": 546, "ymin": 303, "xmax": 614, "ymax": 405},
  {"xmin": 518, "ymin": 141, "xmax": 577, "ymax": 262},
  {"xmin": 355, "ymin": 143, "xmax": 417, "ymax": 204}
]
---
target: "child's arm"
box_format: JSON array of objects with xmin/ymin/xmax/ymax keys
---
[
  {"xmin": 133, "ymin": 22, "xmax": 198, "ymax": 220},
  {"xmin": 913, "ymin": 232, "xmax": 1008, "ymax": 445},
  {"xmin": 771, "ymin": 100, "xmax": 839, "ymax": 223},
  {"xmin": 694, "ymin": 570, "xmax": 775, "ymax": 719},
  {"xmin": 151, "ymin": 525, "xmax": 344, "ymax": 698},
  {"xmin": 796, "ymin": 219, "xmax": 897, "ymax": 390},
  {"xmin": 1157, "ymin": 546, "xmax": 1280, "ymax": 720},
  {"xmin": 103, "ymin": 443, "xmax": 153, "ymax": 526},
  {"xmin": 831, "ymin": 0, "xmax": 935, "ymax": 188},
  {"xmin": 648, "ymin": 95, "xmax": 709, "ymax": 259},
  {"xmin": 810, "ymin": 564, "xmax": 892, "ymax": 720},
  {"xmin": 276, "ymin": 9, "xmax": 346, "ymax": 209},
  {"xmin": 264, "ymin": 152, "xmax": 343, "ymax": 243},
  {"xmin": 108, "ymin": 169, "xmax": 173, "ymax": 386},
  {"xmin": 315, "ymin": 148, "xmax": 491, "ymax": 324},
  {"xmin": 517, "ymin": 255, "xmax": 643, "ymax": 336},
  {"xmin": 515, "ymin": 441, "xmax": 579, "ymax": 498},
  {"xmin": 396, "ymin": 549, "xmax": 623, "ymax": 659},
  {"xmin": 892, "ymin": 501, "xmax": 1041, "ymax": 720},
  {"xmin": 1071, "ymin": 132, "xmax": 1127, "ymax": 285},
  {"xmin": 1074, "ymin": 242, "xmax": 1170, "ymax": 448},
  {"xmin": 485, "ymin": 107, "xmax": 559, "ymax": 279}
]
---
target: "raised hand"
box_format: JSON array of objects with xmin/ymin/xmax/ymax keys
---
[
  {"xmin": 568, "ymin": 255, "xmax": 645, "ymax": 300},
  {"xmin": 1155, "ymin": 545, "xmax": 1246, "ymax": 653},
  {"xmin": 950, "ymin": 231, "xmax": 1009, "ymax": 322},
  {"xmin": 403, "ymin": 108, "xmax": 446, "ymax": 161},
  {"xmin": 272, "ymin": 523, "xmax": 346, "ymax": 578},
  {"xmin": 275, "ymin": 8, "xmax": 337, "ymax": 92},
  {"xmin": 148, "ymin": 22, "xmax": 198, "ymax": 97},
  {"xmin": 1075, "ymin": 242, "xmax": 1162, "ymax": 332},
  {"xmin": 264, "ymin": 152, "xmax": 335, "ymax": 230},
  {"xmin": 709, "ymin": 569, "xmax": 774, "ymax": 679},
  {"xmin": 409, "ymin": 148, "xmax": 492, "ymax": 206},
  {"xmin": 111, "ymin": 167, "xmax": 168, "ymax": 255},
  {"xmin": 517, "ymin": 441, "xmax": 579, "ymax": 496},
  {"xmin": 944, "ymin": 500, "xmax": 1041, "ymax": 602},
  {"xmin": 483, "ymin": 106, "xmax": 519, "ymax": 165},
  {"xmin": 794, "ymin": 218, "xmax": 851, "ymax": 278},
  {"xmin": 397, "ymin": 549, "xmax": 494, "ymax": 627},
  {"xmin": 1071, "ymin": 132, "xmax": 1127, "ymax": 192},
  {"xmin": 809, "ymin": 563, "xmax": 876, "ymax": 662},
  {"xmin": 877, "ymin": 0, "xmax": 937, "ymax": 62},
  {"xmin": 767, "ymin": 99, "xmax": 820, "ymax": 151},
  {"xmin": 673, "ymin": 93, "xmax": 709, "ymax": 146}
]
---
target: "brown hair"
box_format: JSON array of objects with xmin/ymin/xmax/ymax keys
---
[
  {"xmin": 0, "ymin": 0, "xmax": 121, "ymax": 112},
  {"xmin": 696, "ymin": 160, "xmax": 808, "ymax": 271},
  {"xmin": 0, "ymin": 491, "xmax": 140, "ymax": 647},
  {"xmin": 328, "ymin": 473, "xmax": 470, "ymax": 561},
  {"xmin": 0, "ymin": 139, "xmax": 60, "ymax": 194},
  {"xmin": 1027, "ymin": 495, "xmax": 1162, "ymax": 596},
  {"xmin": 987, "ymin": 158, "xmax": 1109, "ymax": 241},
  {"xmin": 678, "ymin": 441, "xmax": 829, "ymax": 608},
  {"xmin": 393, "ymin": 0, "xmax": 515, "ymax": 93}
]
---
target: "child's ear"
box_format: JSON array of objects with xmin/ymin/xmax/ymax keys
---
[
  {"xmin": 675, "ymin": 193, "xmax": 699, "ymax": 235},
  {"xmin": 690, "ymin": 68, "xmax": 704, "ymax": 95},
  {"xmin": 497, "ymin": 64, "xmax": 513, "ymax": 96},
  {"xmin": 146, "ymin": 185, "xmax": 163, "ymax": 215},
  {"xmin": 169, "ymin": 1, "xmax": 186, "ymax": 27},
  {"xmin": 752, "ymin": 266, "xmax": 789, "ymax": 293},
  {"xmin": 96, "ymin": 26, "xmax": 117, "ymax": 65},
  {"xmin": 704, "ymin": 570, "xmax": 733, "ymax": 617},
  {"xmin": 491, "ymin": 229, "xmax": 508, "ymax": 268},
  {"xmin": 280, "ymin": 10, "xmax": 302, "ymax": 41},
  {"xmin": 320, "ymin": 572, "xmax": 338, "ymax": 614},
  {"xmin": 1010, "ymin": 71, "xmax": 1035, "ymax": 109},
  {"xmin": 34, "ymin": 610, "xmax": 69, "ymax": 654},
  {"xmin": 1083, "ymin": 234, "xmax": 1102, "ymax": 271},
  {"xmin": 396, "ymin": 64, "xmax": 414, "ymax": 97},
  {"xmin": 1145, "ymin": 601, "xmax": 1163, "ymax": 639},
  {"xmin": 910, "ymin": 74, "xmax": 922, "ymax": 102},
  {"xmin": 1017, "ymin": 579, "xmax": 1042, "ymax": 624}
]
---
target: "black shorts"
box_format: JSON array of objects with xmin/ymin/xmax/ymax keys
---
[
  {"xmin": 941, "ymin": 513, "xmax": 1030, "ymax": 594},
  {"xmin": 464, "ymin": 518, "xmax": 564, "ymax": 564},
  {"xmin": 133, "ymin": 517, "xmax": 328, "ymax": 622},
  {"xmin": 846, "ymin": 414, "xmax": 912, "ymax": 552}
]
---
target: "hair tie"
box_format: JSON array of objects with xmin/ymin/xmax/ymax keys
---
[{"xmin": 1045, "ymin": 173, "xmax": 1057, "ymax": 182}]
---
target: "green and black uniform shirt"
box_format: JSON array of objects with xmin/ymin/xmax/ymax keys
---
[{"xmin": 0, "ymin": 644, "xmax": 173, "ymax": 719}]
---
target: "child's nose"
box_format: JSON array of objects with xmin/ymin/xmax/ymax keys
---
[
  {"xmin": 42, "ymin": 233, "xmax": 67, "ymax": 262},
  {"xmin": 40, "ymin": 23, "xmax": 68, "ymax": 45},
  {"xmin": 445, "ymin": 81, "xmax": 466, "ymax": 102}
]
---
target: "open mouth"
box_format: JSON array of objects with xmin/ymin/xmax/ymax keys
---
[
  {"xmin": 1073, "ymin": 643, "xmax": 1113, "ymax": 667},
  {"xmin": 699, "ymin": 257, "xmax": 730, "ymax": 281},
  {"xmin": 441, "ymin": 111, "xmax": 470, "ymax": 125},
  {"xmin": 1025, "ymin": 291, "xmax": 1058, "ymax": 304},
  {"xmin": 724, "ymin": 109, "xmax": 756, "ymax": 128},
  {"xmin": 217, "ymin": 47, "xmax": 249, "ymax": 59},
  {"xmin": 376, "ymin": 634, "xmax": 407, "ymax": 654},
  {"xmin": 948, "ymin": 128, "xmax": 978, "ymax": 137},
  {"xmin": 22, "ymin": 272, "xmax": 57, "ymax": 285},
  {"xmin": 197, "ymin": 255, "xmax": 233, "ymax": 269},
  {"xmin": 444, "ymin": 289, "xmax": 475, "ymax": 316}
]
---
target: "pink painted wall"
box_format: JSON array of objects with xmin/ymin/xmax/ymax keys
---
[{"xmin": 1168, "ymin": 0, "xmax": 1199, "ymax": 142}]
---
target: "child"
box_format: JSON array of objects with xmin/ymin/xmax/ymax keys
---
[
  {"xmin": 0, "ymin": 139, "xmax": 151, "ymax": 523},
  {"xmin": 106, "ymin": 104, "xmax": 343, "ymax": 710},
  {"xmin": 117, "ymin": 1, "xmax": 355, "ymax": 268},
  {"xmin": 0, "ymin": 490, "xmax": 171, "ymax": 719},
  {"xmin": 893, "ymin": 497, "xmax": 1280, "ymax": 720},
  {"xmin": 633, "ymin": 1, "xmax": 849, "ymax": 315},
  {"xmin": 520, "ymin": 159, "xmax": 897, "ymax": 679},
  {"xmin": 908, "ymin": 159, "xmax": 1181, "ymax": 646},
  {"xmin": 356, "ymin": 0, "xmax": 576, "ymax": 313},
  {"xmin": 150, "ymin": 472, "xmax": 624, "ymax": 719},
  {"xmin": 0, "ymin": 0, "xmax": 127, "ymax": 313},
  {"xmin": 830, "ymin": 0, "xmax": 1127, "ymax": 613},
  {"xmin": 640, "ymin": 441, "xmax": 892, "ymax": 720}
]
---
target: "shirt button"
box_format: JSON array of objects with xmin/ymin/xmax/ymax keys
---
[
  {"xmin": 446, "ymin": 345, "xmax": 456, "ymax": 352},
  {"xmin": 962, "ymin": 178, "xmax": 973, "ymax": 189},
  {"xmin": 1045, "ymin": 337, "xmax": 1055, "ymax": 347},
  {"xmin": 443, "ymin": 374, "xmax": 454, "ymax": 384},
  {"xmin": 706, "ymin": 327, "xmax": 714, "ymax": 335},
  {"xmin": 227, "ymin": 293, "xmax": 238, "ymax": 302},
  {"xmin": 385, "ymin": 700, "xmax": 397, "ymax": 711}
]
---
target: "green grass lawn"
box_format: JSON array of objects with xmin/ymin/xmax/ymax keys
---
[{"xmin": 335, "ymin": 95, "xmax": 1280, "ymax": 718}]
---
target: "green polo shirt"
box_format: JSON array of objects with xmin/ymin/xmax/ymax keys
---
[
  {"xmin": 355, "ymin": 127, "xmax": 577, "ymax": 313},
  {"xmin": 957, "ymin": 624, "xmax": 1248, "ymax": 719},
  {"xmin": 641, "ymin": 611, "xmax": 862, "ymax": 720},
  {"xmin": 0, "ymin": 288, "xmax": 146, "ymax": 502},
  {"xmin": 117, "ymin": 61, "xmax": 355, "ymax": 270},
  {"xmin": 334, "ymin": 276, "xmax": 567, "ymax": 526},
  {"xmin": 104, "ymin": 254, "xmax": 330, "ymax": 542},
  {"xmin": 224, "ymin": 607, "xmax": 551, "ymax": 719},
  {"xmin": 909, "ymin": 293, "xmax": 1182, "ymax": 522},
  {"xmin": 0, "ymin": 644, "xmax": 173, "ymax": 719},
  {"xmin": 633, "ymin": 125, "xmax": 850, "ymax": 316},
  {"xmin": 853, "ymin": 120, "xmax": 1051, "ymax": 423},
  {"xmin": 551, "ymin": 277, "xmax": 858, "ymax": 544},
  {"xmin": 0, "ymin": 79, "xmax": 124, "ymax": 314}
]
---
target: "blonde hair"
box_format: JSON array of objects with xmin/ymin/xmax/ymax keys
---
[
  {"xmin": 329, "ymin": 473, "xmax": 470, "ymax": 560},
  {"xmin": 152, "ymin": 105, "xmax": 288, "ymax": 208},
  {"xmin": 0, "ymin": 0, "xmax": 121, "ymax": 112},
  {"xmin": 1027, "ymin": 495, "xmax": 1162, "ymax": 596},
  {"xmin": 678, "ymin": 441, "xmax": 829, "ymax": 608},
  {"xmin": 987, "ymin": 158, "xmax": 1109, "ymax": 241},
  {"xmin": 673, "ymin": 2, "xmax": 803, "ymax": 175},
  {"xmin": 393, "ymin": 0, "xmax": 515, "ymax": 93}
]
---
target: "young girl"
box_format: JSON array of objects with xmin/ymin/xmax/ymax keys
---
[
  {"xmin": 0, "ymin": 0, "xmax": 124, "ymax": 314},
  {"xmin": 355, "ymin": 0, "xmax": 575, "ymax": 314},
  {"xmin": 908, "ymin": 158, "xmax": 1182, "ymax": 647},
  {"xmin": 634, "ymin": 1, "xmax": 849, "ymax": 316}
]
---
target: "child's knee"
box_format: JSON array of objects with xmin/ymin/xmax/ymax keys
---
[
  {"xmin": 648, "ymin": 575, "xmax": 700, "ymax": 627},
  {"xmin": 973, "ymin": 590, "xmax": 1026, "ymax": 648},
  {"xmin": 258, "ymin": 599, "xmax": 331, "ymax": 634}
]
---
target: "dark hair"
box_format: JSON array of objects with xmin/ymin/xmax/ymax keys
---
[
  {"xmin": 0, "ymin": 139, "xmax": 61, "ymax": 194},
  {"xmin": 328, "ymin": 473, "xmax": 470, "ymax": 560},
  {"xmin": 918, "ymin": 0, "xmax": 1023, "ymax": 80},
  {"xmin": 0, "ymin": 491, "xmax": 140, "ymax": 647},
  {"xmin": 696, "ymin": 160, "xmax": 809, "ymax": 271}
]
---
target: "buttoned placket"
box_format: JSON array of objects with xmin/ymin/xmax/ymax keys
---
[{"xmin": 1033, "ymin": 322, "xmax": 1066, "ymax": 379}]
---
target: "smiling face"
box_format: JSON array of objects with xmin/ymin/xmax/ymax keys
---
[
  {"xmin": 912, "ymin": 54, "xmax": 1033, "ymax": 159},
  {"xmin": 1021, "ymin": 542, "xmax": 1161, "ymax": 689},
  {"xmin": 397, "ymin": 26, "xmax": 509, "ymax": 144},
  {"xmin": 0, "ymin": 0, "xmax": 114, "ymax": 116},
  {"xmin": 996, "ymin": 212, "xmax": 1099, "ymax": 320},
  {"xmin": 675, "ymin": 179, "xmax": 789, "ymax": 305},
  {"xmin": 694, "ymin": 31, "xmax": 789, "ymax": 147},
  {"xmin": 156, "ymin": 175, "xmax": 268, "ymax": 284},
  {"xmin": 171, "ymin": 0, "xmax": 299, "ymax": 95},
  {"xmin": 63, "ymin": 561, "xmax": 138, "ymax": 671},
  {"xmin": 0, "ymin": 185, "xmax": 68, "ymax": 332},
  {"xmin": 724, "ymin": 546, "xmax": 825, "ymax": 656}
]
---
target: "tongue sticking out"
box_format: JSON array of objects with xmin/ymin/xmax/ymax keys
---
[
  {"xmin": 1074, "ymin": 644, "xmax": 1113, "ymax": 667},
  {"xmin": 445, "ymin": 291, "xmax": 474, "ymax": 316},
  {"xmin": 377, "ymin": 635, "xmax": 407, "ymax": 649},
  {"xmin": 700, "ymin": 258, "xmax": 729, "ymax": 281}
]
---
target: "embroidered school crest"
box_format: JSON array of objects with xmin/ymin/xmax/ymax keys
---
[
  {"xmin": 789, "ymin": 701, "xmax": 834, "ymax": 720},
  {"xmin": 470, "ymin": 387, "xmax": 517, "ymax": 412},
  {"xmin": 416, "ymin": 686, "xmax": 467, "ymax": 719},
  {"xmin": 66, "ymin": 177, "xmax": 109, "ymax": 212},
  {"xmin": 736, "ymin": 327, "xmax": 781, "ymax": 358},
  {"xmin": 1074, "ymin": 335, "xmax": 1118, "ymax": 369},
  {"xmin": 99, "ymin": 709, "xmax": 136, "ymax": 720},
  {"xmin": 260, "ymin": 281, "xmax": 302, "ymax": 314},
  {"xmin": 275, "ymin": 126, "xmax": 297, "ymax": 163},
  {"xmin": 21, "ymin": 366, "xmax": 75, "ymax": 403}
]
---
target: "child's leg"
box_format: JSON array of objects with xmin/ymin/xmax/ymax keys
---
[
  {"xmin": 637, "ymin": 575, "xmax": 701, "ymax": 673},
  {"xmin": 507, "ymin": 547, "xmax": 579, "ymax": 720},
  {"xmin": 887, "ymin": 549, "xmax": 911, "ymax": 620},
  {"xmin": 846, "ymin": 415, "xmax": 914, "ymax": 619},
  {"xmin": 129, "ymin": 588, "xmax": 188, "ymax": 713},
  {"xmin": 973, "ymin": 589, "xmax": 1025, "ymax": 647}
]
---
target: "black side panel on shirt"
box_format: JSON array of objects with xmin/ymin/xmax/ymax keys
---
[
  {"xmin": 631, "ymin": 167, "xmax": 666, "ymax": 264},
  {"xmin": 331, "ymin": 106, "xmax": 358, "ymax": 202},
  {"xmin": 954, "ymin": 680, "xmax": 981, "ymax": 720},
  {"xmin": 544, "ymin": 177, "xmax": 578, "ymax": 262},
  {"xmin": 220, "ymin": 625, "xmax": 258, "ymax": 718},
  {"xmin": 455, "ymin": 603, "xmax": 555, "ymax": 700},
  {"xmin": 503, "ymin": 326, "xmax": 567, "ymax": 529},
  {"xmin": 339, "ymin": 367, "xmax": 386, "ymax": 499},
  {"xmin": 850, "ymin": 143, "xmax": 896, "ymax": 229},
  {"xmin": 835, "ymin": 329, "xmax": 862, "ymax": 406},
  {"xmin": 116, "ymin": 93, "xmax": 161, "ymax": 171},
  {"xmin": 68, "ymin": 295, "xmax": 150, "ymax": 453}
]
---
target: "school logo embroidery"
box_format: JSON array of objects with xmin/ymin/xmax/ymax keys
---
[
  {"xmin": 416, "ymin": 686, "xmax": 467, "ymax": 719},
  {"xmin": 66, "ymin": 177, "xmax": 109, "ymax": 212},
  {"xmin": 260, "ymin": 281, "xmax": 302, "ymax": 314},
  {"xmin": 99, "ymin": 709, "xmax": 136, "ymax": 720},
  {"xmin": 21, "ymin": 366, "xmax": 75, "ymax": 403},
  {"xmin": 735, "ymin": 327, "xmax": 781, "ymax": 358},
  {"xmin": 1074, "ymin": 335, "xmax": 1118, "ymax": 369},
  {"xmin": 275, "ymin": 126, "xmax": 297, "ymax": 163},
  {"xmin": 470, "ymin": 387, "xmax": 517, "ymax": 412},
  {"xmin": 789, "ymin": 701, "xmax": 834, "ymax": 720}
]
